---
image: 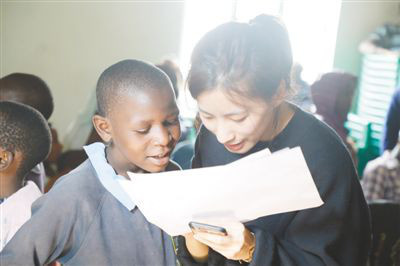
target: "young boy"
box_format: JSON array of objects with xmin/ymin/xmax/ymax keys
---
[
  {"xmin": 0, "ymin": 59, "xmax": 181, "ymax": 265},
  {"xmin": 0, "ymin": 101, "xmax": 52, "ymax": 251},
  {"xmin": 0, "ymin": 73, "xmax": 63, "ymax": 191}
]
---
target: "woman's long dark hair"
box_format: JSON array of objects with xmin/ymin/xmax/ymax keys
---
[{"xmin": 188, "ymin": 14, "xmax": 293, "ymax": 103}]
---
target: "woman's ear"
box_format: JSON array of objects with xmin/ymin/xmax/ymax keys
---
[
  {"xmin": 271, "ymin": 80, "xmax": 288, "ymax": 108},
  {"xmin": 92, "ymin": 115, "xmax": 113, "ymax": 143},
  {"xmin": 0, "ymin": 148, "xmax": 14, "ymax": 171}
]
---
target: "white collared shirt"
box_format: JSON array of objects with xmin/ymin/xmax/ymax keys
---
[
  {"xmin": 0, "ymin": 181, "xmax": 42, "ymax": 251},
  {"xmin": 83, "ymin": 142, "xmax": 136, "ymax": 211}
]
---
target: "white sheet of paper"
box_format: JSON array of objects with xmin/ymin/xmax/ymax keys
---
[{"xmin": 127, "ymin": 147, "xmax": 323, "ymax": 236}]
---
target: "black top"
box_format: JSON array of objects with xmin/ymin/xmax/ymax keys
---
[{"xmin": 177, "ymin": 105, "xmax": 371, "ymax": 266}]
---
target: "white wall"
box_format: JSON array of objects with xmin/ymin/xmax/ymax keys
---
[
  {"xmin": 1, "ymin": 1, "xmax": 184, "ymax": 138},
  {"xmin": 333, "ymin": 0, "xmax": 400, "ymax": 75},
  {"xmin": 2, "ymin": 1, "xmax": 398, "ymax": 138}
]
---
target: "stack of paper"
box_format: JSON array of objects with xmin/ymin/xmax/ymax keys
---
[{"xmin": 127, "ymin": 147, "xmax": 323, "ymax": 236}]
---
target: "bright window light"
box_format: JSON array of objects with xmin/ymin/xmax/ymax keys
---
[
  {"xmin": 179, "ymin": 0, "xmax": 341, "ymax": 116},
  {"xmin": 280, "ymin": 0, "xmax": 341, "ymax": 83}
]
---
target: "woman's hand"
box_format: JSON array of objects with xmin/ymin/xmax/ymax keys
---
[
  {"xmin": 183, "ymin": 232, "xmax": 209, "ymax": 262},
  {"xmin": 192, "ymin": 222, "xmax": 256, "ymax": 262}
]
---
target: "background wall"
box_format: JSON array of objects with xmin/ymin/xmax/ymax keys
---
[
  {"xmin": 1, "ymin": 0, "xmax": 399, "ymax": 139},
  {"xmin": 1, "ymin": 1, "xmax": 185, "ymax": 139},
  {"xmin": 333, "ymin": 0, "xmax": 400, "ymax": 75}
]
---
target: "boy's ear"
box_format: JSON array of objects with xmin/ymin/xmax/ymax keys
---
[
  {"xmin": 92, "ymin": 115, "xmax": 113, "ymax": 143},
  {"xmin": 0, "ymin": 148, "xmax": 14, "ymax": 171}
]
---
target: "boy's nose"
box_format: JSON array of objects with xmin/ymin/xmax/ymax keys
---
[{"xmin": 153, "ymin": 126, "xmax": 171, "ymax": 146}]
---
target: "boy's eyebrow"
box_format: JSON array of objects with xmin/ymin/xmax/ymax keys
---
[{"xmin": 169, "ymin": 109, "xmax": 180, "ymax": 117}]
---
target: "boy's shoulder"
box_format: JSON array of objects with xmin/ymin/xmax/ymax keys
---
[
  {"xmin": 42, "ymin": 160, "xmax": 108, "ymax": 208},
  {"xmin": 53, "ymin": 159, "xmax": 96, "ymax": 188}
]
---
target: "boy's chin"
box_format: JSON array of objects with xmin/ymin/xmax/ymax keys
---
[
  {"xmin": 143, "ymin": 162, "xmax": 169, "ymax": 173},
  {"xmin": 145, "ymin": 156, "xmax": 171, "ymax": 172}
]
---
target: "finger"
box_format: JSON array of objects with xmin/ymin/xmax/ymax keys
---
[
  {"xmin": 183, "ymin": 232, "xmax": 193, "ymax": 238},
  {"xmin": 193, "ymin": 232, "xmax": 231, "ymax": 245},
  {"xmin": 193, "ymin": 234, "xmax": 229, "ymax": 249},
  {"xmin": 194, "ymin": 237, "xmax": 231, "ymax": 253},
  {"xmin": 198, "ymin": 240, "xmax": 241, "ymax": 260}
]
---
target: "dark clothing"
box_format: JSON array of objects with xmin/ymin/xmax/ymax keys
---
[
  {"xmin": 177, "ymin": 105, "xmax": 371, "ymax": 266},
  {"xmin": 310, "ymin": 72, "xmax": 357, "ymax": 142},
  {"xmin": 382, "ymin": 88, "xmax": 400, "ymax": 152},
  {"xmin": 0, "ymin": 160, "xmax": 177, "ymax": 266}
]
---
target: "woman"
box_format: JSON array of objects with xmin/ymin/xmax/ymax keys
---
[{"xmin": 176, "ymin": 15, "xmax": 371, "ymax": 265}]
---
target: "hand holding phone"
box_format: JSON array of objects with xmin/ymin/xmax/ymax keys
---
[
  {"xmin": 188, "ymin": 221, "xmax": 256, "ymax": 262},
  {"xmin": 189, "ymin": 221, "xmax": 228, "ymax": 236}
]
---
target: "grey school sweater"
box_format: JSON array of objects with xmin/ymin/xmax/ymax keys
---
[{"xmin": 0, "ymin": 159, "xmax": 178, "ymax": 266}]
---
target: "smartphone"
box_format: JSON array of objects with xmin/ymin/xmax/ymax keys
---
[{"xmin": 188, "ymin": 221, "xmax": 228, "ymax": 236}]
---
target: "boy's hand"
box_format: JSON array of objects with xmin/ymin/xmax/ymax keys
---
[{"xmin": 192, "ymin": 222, "xmax": 255, "ymax": 262}]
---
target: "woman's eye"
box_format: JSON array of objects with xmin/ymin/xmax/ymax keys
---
[
  {"xmin": 200, "ymin": 114, "xmax": 213, "ymax": 120},
  {"xmin": 136, "ymin": 128, "xmax": 150, "ymax": 134},
  {"xmin": 231, "ymin": 116, "xmax": 247, "ymax": 122}
]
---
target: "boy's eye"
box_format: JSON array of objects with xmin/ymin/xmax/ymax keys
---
[{"xmin": 164, "ymin": 116, "xmax": 179, "ymax": 126}]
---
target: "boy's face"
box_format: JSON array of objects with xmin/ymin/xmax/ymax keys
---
[
  {"xmin": 0, "ymin": 147, "xmax": 22, "ymax": 181},
  {"xmin": 101, "ymin": 87, "xmax": 181, "ymax": 174}
]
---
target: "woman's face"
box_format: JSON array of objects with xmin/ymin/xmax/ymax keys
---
[{"xmin": 197, "ymin": 88, "xmax": 276, "ymax": 154}]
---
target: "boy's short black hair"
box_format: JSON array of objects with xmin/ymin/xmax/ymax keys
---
[
  {"xmin": 96, "ymin": 59, "xmax": 173, "ymax": 116},
  {"xmin": 0, "ymin": 101, "xmax": 52, "ymax": 178},
  {"xmin": 0, "ymin": 73, "xmax": 54, "ymax": 120}
]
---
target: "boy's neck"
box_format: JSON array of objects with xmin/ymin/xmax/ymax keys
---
[
  {"xmin": 0, "ymin": 175, "xmax": 24, "ymax": 198},
  {"xmin": 105, "ymin": 146, "xmax": 144, "ymax": 179}
]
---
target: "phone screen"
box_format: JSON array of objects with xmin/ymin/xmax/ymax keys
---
[{"xmin": 189, "ymin": 221, "xmax": 228, "ymax": 236}]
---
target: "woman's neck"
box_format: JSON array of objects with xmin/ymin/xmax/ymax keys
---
[{"xmin": 261, "ymin": 102, "xmax": 295, "ymax": 142}]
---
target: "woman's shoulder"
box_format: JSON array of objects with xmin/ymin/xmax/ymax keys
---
[
  {"xmin": 287, "ymin": 107, "xmax": 348, "ymax": 150},
  {"xmin": 279, "ymin": 106, "xmax": 354, "ymax": 171}
]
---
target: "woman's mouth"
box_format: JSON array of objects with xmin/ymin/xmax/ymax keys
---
[{"xmin": 224, "ymin": 141, "xmax": 245, "ymax": 152}]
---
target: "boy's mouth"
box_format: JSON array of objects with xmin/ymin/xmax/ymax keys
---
[{"xmin": 147, "ymin": 152, "xmax": 171, "ymax": 166}]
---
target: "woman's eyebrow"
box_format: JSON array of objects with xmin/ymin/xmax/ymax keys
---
[
  {"xmin": 224, "ymin": 111, "xmax": 246, "ymax": 117},
  {"xmin": 199, "ymin": 108, "xmax": 245, "ymax": 117},
  {"xmin": 198, "ymin": 108, "xmax": 212, "ymax": 115}
]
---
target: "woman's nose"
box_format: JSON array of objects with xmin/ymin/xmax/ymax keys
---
[{"xmin": 215, "ymin": 124, "xmax": 234, "ymax": 144}]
